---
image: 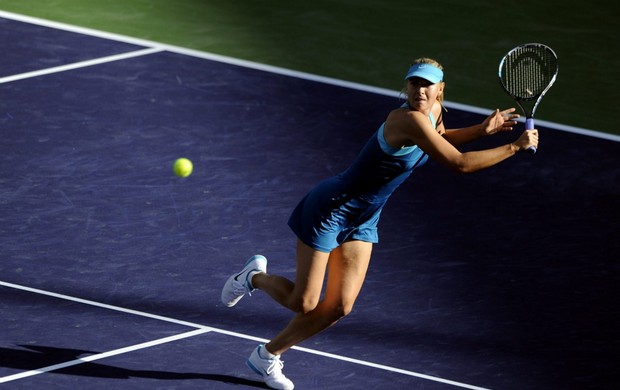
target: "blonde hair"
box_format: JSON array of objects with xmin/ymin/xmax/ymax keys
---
[{"xmin": 410, "ymin": 57, "xmax": 446, "ymax": 106}]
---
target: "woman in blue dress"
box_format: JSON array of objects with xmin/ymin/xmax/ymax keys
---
[{"xmin": 221, "ymin": 57, "xmax": 538, "ymax": 390}]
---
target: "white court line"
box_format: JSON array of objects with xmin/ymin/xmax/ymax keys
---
[
  {"xmin": 292, "ymin": 345, "xmax": 491, "ymax": 390},
  {"xmin": 0, "ymin": 328, "xmax": 211, "ymax": 383},
  {"xmin": 0, "ymin": 280, "xmax": 209, "ymax": 330},
  {"xmin": 0, "ymin": 47, "xmax": 164, "ymax": 84},
  {"xmin": 0, "ymin": 280, "xmax": 491, "ymax": 390},
  {"xmin": 0, "ymin": 9, "xmax": 618, "ymax": 142}
]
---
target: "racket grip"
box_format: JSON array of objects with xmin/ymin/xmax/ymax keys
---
[{"xmin": 525, "ymin": 118, "xmax": 537, "ymax": 154}]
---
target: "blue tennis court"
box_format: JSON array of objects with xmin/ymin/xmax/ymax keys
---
[{"xmin": 1, "ymin": 13, "xmax": 619, "ymax": 390}]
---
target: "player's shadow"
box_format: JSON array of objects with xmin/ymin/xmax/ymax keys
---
[{"xmin": 0, "ymin": 345, "xmax": 269, "ymax": 388}]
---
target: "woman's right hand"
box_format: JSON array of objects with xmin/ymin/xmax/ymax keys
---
[{"xmin": 512, "ymin": 129, "xmax": 539, "ymax": 152}]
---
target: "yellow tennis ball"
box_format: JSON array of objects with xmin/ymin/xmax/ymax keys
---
[{"xmin": 173, "ymin": 158, "xmax": 193, "ymax": 177}]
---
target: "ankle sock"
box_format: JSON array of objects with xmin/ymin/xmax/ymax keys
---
[{"xmin": 259, "ymin": 345, "xmax": 277, "ymax": 359}]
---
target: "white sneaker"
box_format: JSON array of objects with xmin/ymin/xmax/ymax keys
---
[
  {"xmin": 247, "ymin": 345, "xmax": 294, "ymax": 390},
  {"xmin": 221, "ymin": 255, "xmax": 267, "ymax": 307}
]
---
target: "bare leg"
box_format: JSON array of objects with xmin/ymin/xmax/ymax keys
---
[
  {"xmin": 264, "ymin": 240, "xmax": 373, "ymax": 355},
  {"xmin": 252, "ymin": 240, "xmax": 330, "ymax": 312}
]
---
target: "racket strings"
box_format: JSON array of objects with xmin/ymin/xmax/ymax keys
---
[{"xmin": 502, "ymin": 47, "xmax": 556, "ymax": 100}]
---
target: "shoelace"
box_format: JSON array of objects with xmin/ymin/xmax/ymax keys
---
[{"xmin": 265, "ymin": 357, "xmax": 285, "ymax": 376}]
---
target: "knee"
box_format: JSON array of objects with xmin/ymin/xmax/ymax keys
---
[{"xmin": 288, "ymin": 294, "xmax": 320, "ymax": 314}]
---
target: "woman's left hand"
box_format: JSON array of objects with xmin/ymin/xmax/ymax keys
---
[{"xmin": 482, "ymin": 108, "xmax": 520, "ymax": 135}]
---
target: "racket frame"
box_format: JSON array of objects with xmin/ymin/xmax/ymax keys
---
[{"xmin": 498, "ymin": 43, "xmax": 558, "ymax": 153}]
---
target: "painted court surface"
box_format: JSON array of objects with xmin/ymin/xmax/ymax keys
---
[{"xmin": 1, "ymin": 13, "xmax": 619, "ymax": 390}]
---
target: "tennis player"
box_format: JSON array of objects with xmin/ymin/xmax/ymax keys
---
[{"xmin": 221, "ymin": 57, "xmax": 538, "ymax": 390}]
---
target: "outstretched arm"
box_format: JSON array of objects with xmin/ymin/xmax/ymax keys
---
[
  {"xmin": 443, "ymin": 108, "xmax": 520, "ymax": 146},
  {"xmin": 396, "ymin": 110, "xmax": 538, "ymax": 174}
]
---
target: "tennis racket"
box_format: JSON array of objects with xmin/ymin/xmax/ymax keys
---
[{"xmin": 498, "ymin": 43, "xmax": 558, "ymax": 154}]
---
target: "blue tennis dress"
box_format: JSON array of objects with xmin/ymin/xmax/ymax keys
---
[{"xmin": 288, "ymin": 111, "xmax": 435, "ymax": 252}]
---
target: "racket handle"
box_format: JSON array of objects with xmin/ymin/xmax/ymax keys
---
[{"xmin": 525, "ymin": 118, "xmax": 537, "ymax": 154}]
